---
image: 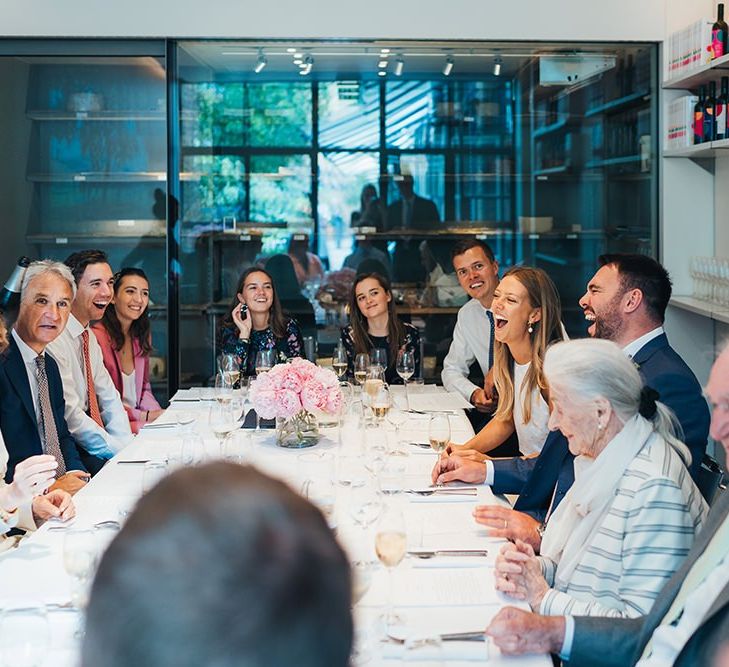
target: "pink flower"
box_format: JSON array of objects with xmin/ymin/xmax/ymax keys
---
[
  {"xmin": 251, "ymin": 389, "xmax": 278, "ymax": 420},
  {"xmin": 277, "ymin": 389, "xmax": 303, "ymax": 419}
]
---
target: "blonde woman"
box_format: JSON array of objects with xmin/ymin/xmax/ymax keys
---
[{"xmin": 451, "ymin": 266, "xmax": 564, "ymax": 457}]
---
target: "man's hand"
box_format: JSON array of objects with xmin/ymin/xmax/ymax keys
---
[
  {"xmin": 50, "ymin": 471, "xmax": 90, "ymax": 496},
  {"xmin": 31, "ymin": 490, "xmax": 75, "ymax": 523},
  {"xmin": 485, "ymin": 607, "xmax": 566, "ymax": 655},
  {"xmin": 3, "ymin": 455, "xmax": 58, "ymax": 511},
  {"xmin": 431, "ymin": 454, "xmax": 486, "ymax": 485},
  {"xmin": 470, "ymin": 388, "xmax": 497, "ymax": 413},
  {"xmin": 473, "ymin": 505, "xmax": 542, "ymax": 552},
  {"xmin": 494, "ymin": 540, "xmax": 550, "ymax": 608}
]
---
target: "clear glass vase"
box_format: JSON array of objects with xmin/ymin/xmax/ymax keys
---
[{"xmin": 276, "ymin": 410, "xmax": 320, "ymax": 448}]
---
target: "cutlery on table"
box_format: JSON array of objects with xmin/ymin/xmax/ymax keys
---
[
  {"xmin": 407, "ymin": 549, "xmax": 489, "ymax": 559},
  {"xmin": 406, "ymin": 487, "xmax": 477, "ymax": 496},
  {"xmin": 386, "ymin": 631, "xmax": 486, "ymax": 643}
]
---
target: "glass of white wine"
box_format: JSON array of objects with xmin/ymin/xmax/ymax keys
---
[
  {"xmin": 428, "ymin": 413, "xmax": 451, "ymax": 465},
  {"xmin": 209, "ymin": 403, "xmax": 239, "ymax": 457},
  {"xmin": 387, "ymin": 392, "xmax": 408, "ymax": 455},
  {"xmin": 255, "ymin": 349, "xmax": 276, "ymax": 375},
  {"xmin": 332, "ymin": 342, "xmax": 349, "ymax": 381},
  {"xmin": 375, "ymin": 500, "xmax": 407, "ymax": 631},
  {"xmin": 371, "ymin": 383, "xmax": 391, "ymax": 423},
  {"xmin": 396, "ymin": 349, "xmax": 415, "ymax": 409},
  {"xmin": 354, "ymin": 353, "xmax": 369, "ymax": 386},
  {"xmin": 214, "ymin": 371, "xmax": 234, "ymax": 406},
  {"xmin": 219, "ymin": 352, "xmax": 241, "ymax": 387}
]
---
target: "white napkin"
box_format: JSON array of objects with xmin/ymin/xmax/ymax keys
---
[
  {"xmin": 408, "ymin": 556, "xmax": 491, "ymax": 569},
  {"xmin": 380, "ymin": 639, "xmax": 489, "ymax": 661}
]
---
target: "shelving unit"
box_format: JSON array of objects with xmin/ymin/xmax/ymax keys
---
[{"xmin": 669, "ymin": 296, "xmax": 729, "ymax": 325}]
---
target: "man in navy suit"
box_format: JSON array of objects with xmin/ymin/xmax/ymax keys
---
[
  {"xmin": 0, "ymin": 260, "xmax": 88, "ymax": 495},
  {"xmin": 434, "ymin": 254, "xmax": 710, "ymax": 549}
]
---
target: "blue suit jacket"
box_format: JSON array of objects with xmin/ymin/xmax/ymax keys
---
[
  {"xmin": 0, "ymin": 337, "xmax": 86, "ymax": 481},
  {"xmin": 492, "ymin": 333, "xmax": 710, "ymax": 516}
]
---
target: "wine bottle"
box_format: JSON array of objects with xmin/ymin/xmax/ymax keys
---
[
  {"xmin": 718, "ymin": 77, "xmax": 729, "ymax": 140},
  {"xmin": 713, "ymin": 3, "xmax": 729, "ymax": 59},
  {"xmin": 0, "ymin": 256, "xmax": 31, "ymax": 324},
  {"xmin": 705, "ymin": 81, "xmax": 718, "ymax": 142},
  {"xmin": 694, "ymin": 86, "xmax": 707, "ymax": 144}
]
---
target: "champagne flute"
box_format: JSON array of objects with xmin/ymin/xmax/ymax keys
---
[
  {"xmin": 375, "ymin": 500, "xmax": 407, "ymax": 631},
  {"xmin": 371, "ymin": 383, "xmax": 391, "ymax": 423},
  {"xmin": 370, "ymin": 347, "xmax": 387, "ymax": 371},
  {"xmin": 255, "ymin": 349, "xmax": 276, "ymax": 375},
  {"xmin": 332, "ymin": 342, "xmax": 349, "ymax": 381},
  {"xmin": 428, "ymin": 414, "xmax": 451, "ymax": 466},
  {"xmin": 210, "ymin": 402, "xmax": 239, "ymax": 456},
  {"xmin": 396, "ymin": 349, "xmax": 415, "ymax": 409},
  {"xmin": 354, "ymin": 353, "xmax": 369, "ymax": 386}
]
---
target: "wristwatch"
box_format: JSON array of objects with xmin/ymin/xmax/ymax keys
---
[{"xmin": 536, "ymin": 522, "xmax": 547, "ymax": 539}]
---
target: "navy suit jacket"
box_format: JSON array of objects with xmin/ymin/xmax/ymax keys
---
[
  {"xmin": 0, "ymin": 337, "xmax": 86, "ymax": 481},
  {"xmin": 492, "ymin": 333, "xmax": 710, "ymax": 515}
]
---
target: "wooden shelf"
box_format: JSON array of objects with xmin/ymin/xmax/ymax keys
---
[
  {"xmin": 669, "ymin": 295, "xmax": 729, "ymax": 324},
  {"xmin": 663, "ymin": 139, "xmax": 729, "ymax": 158},
  {"xmin": 663, "ymin": 53, "xmax": 729, "ymax": 90}
]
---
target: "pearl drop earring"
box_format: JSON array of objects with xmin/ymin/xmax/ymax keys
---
[{"xmin": 528, "ymin": 322, "xmax": 533, "ymax": 334}]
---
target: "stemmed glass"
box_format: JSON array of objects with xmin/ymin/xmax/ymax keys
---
[
  {"xmin": 428, "ymin": 414, "xmax": 451, "ymax": 465},
  {"xmin": 354, "ymin": 353, "xmax": 369, "ymax": 386},
  {"xmin": 0, "ymin": 603, "xmax": 50, "ymax": 667},
  {"xmin": 375, "ymin": 499, "xmax": 407, "ymax": 632},
  {"xmin": 396, "ymin": 349, "xmax": 415, "ymax": 409},
  {"xmin": 214, "ymin": 371, "xmax": 234, "ymax": 406},
  {"xmin": 63, "ymin": 529, "xmax": 98, "ymax": 612},
  {"xmin": 387, "ymin": 392, "xmax": 408, "ymax": 455},
  {"xmin": 219, "ymin": 352, "xmax": 241, "ymax": 387},
  {"xmin": 255, "ymin": 349, "xmax": 276, "ymax": 375},
  {"xmin": 209, "ymin": 402, "xmax": 239, "ymax": 457},
  {"xmin": 332, "ymin": 342, "xmax": 349, "ymax": 382},
  {"xmin": 371, "ymin": 383, "xmax": 391, "ymax": 424},
  {"xmin": 370, "ymin": 348, "xmax": 387, "ymax": 371}
]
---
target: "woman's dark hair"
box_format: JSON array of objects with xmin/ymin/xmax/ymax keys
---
[
  {"xmin": 347, "ymin": 272, "xmax": 404, "ymax": 361},
  {"xmin": 265, "ymin": 254, "xmax": 305, "ymax": 302},
  {"xmin": 288, "ymin": 237, "xmax": 310, "ymax": 274},
  {"xmin": 101, "ymin": 268, "xmax": 152, "ymax": 356},
  {"xmin": 220, "ymin": 267, "xmax": 287, "ymax": 339}
]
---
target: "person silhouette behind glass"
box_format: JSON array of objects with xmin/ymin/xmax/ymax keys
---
[
  {"xmin": 264, "ymin": 254, "xmax": 316, "ymax": 338},
  {"xmin": 385, "ymin": 174, "xmax": 441, "ymax": 283}
]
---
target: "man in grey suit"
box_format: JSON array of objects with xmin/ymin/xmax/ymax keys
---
[{"xmin": 484, "ymin": 342, "xmax": 729, "ymax": 667}]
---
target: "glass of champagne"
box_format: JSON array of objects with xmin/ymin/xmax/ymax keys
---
[
  {"xmin": 363, "ymin": 366, "xmax": 385, "ymax": 424},
  {"xmin": 375, "ymin": 500, "xmax": 407, "ymax": 631},
  {"xmin": 396, "ymin": 349, "xmax": 415, "ymax": 409},
  {"xmin": 354, "ymin": 353, "xmax": 369, "ymax": 386},
  {"xmin": 370, "ymin": 347, "xmax": 387, "ymax": 371},
  {"xmin": 0, "ymin": 603, "xmax": 50, "ymax": 667},
  {"xmin": 371, "ymin": 383, "xmax": 391, "ymax": 424},
  {"xmin": 210, "ymin": 402, "xmax": 239, "ymax": 457},
  {"xmin": 428, "ymin": 413, "xmax": 451, "ymax": 465},
  {"xmin": 332, "ymin": 342, "xmax": 349, "ymax": 382},
  {"xmin": 219, "ymin": 352, "xmax": 241, "ymax": 387},
  {"xmin": 255, "ymin": 349, "xmax": 276, "ymax": 375}
]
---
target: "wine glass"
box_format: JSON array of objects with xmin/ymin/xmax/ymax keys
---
[
  {"xmin": 349, "ymin": 477, "xmax": 383, "ymax": 529},
  {"xmin": 63, "ymin": 529, "xmax": 98, "ymax": 610},
  {"xmin": 219, "ymin": 352, "xmax": 241, "ymax": 387},
  {"xmin": 354, "ymin": 353, "xmax": 369, "ymax": 386},
  {"xmin": 214, "ymin": 371, "xmax": 234, "ymax": 406},
  {"xmin": 428, "ymin": 414, "xmax": 451, "ymax": 465},
  {"xmin": 370, "ymin": 347, "xmax": 387, "ymax": 371},
  {"xmin": 181, "ymin": 431, "xmax": 203, "ymax": 466},
  {"xmin": 0, "ymin": 603, "xmax": 50, "ymax": 667},
  {"xmin": 255, "ymin": 349, "xmax": 276, "ymax": 375},
  {"xmin": 332, "ymin": 342, "xmax": 349, "ymax": 381},
  {"xmin": 209, "ymin": 402, "xmax": 239, "ymax": 457},
  {"xmin": 396, "ymin": 349, "xmax": 415, "ymax": 409},
  {"xmin": 386, "ymin": 393, "xmax": 408, "ymax": 455},
  {"xmin": 375, "ymin": 499, "xmax": 407, "ymax": 632},
  {"xmin": 371, "ymin": 383, "xmax": 391, "ymax": 424},
  {"xmin": 142, "ymin": 460, "xmax": 168, "ymax": 493}
]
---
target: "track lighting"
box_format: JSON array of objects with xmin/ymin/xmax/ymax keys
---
[
  {"xmin": 254, "ymin": 50, "xmax": 267, "ymax": 74},
  {"xmin": 443, "ymin": 55, "xmax": 454, "ymax": 76},
  {"xmin": 395, "ymin": 56, "xmax": 404, "ymax": 76}
]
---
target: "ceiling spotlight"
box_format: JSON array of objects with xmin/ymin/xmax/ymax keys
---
[
  {"xmin": 378, "ymin": 60, "xmax": 388, "ymax": 68},
  {"xmin": 493, "ymin": 57, "xmax": 502, "ymax": 76},
  {"xmin": 443, "ymin": 56, "xmax": 454, "ymax": 76},
  {"xmin": 299, "ymin": 55, "xmax": 313, "ymax": 76},
  {"xmin": 378, "ymin": 71, "xmax": 386, "ymax": 77},
  {"xmin": 293, "ymin": 58, "xmax": 303, "ymax": 65},
  {"xmin": 286, "ymin": 47, "xmax": 296, "ymax": 53},
  {"xmin": 294, "ymin": 52, "xmax": 303, "ymax": 59},
  {"xmin": 380, "ymin": 48, "xmax": 391, "ymax": 54},
  {"xmin": 254, "ymin": 50, "xmax": 267, "ymax": 74},
  {"xmin": 394, "ymin": 55, "xmax": 404, "ymax": 76}
]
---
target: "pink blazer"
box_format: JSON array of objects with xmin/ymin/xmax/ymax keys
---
[{"xmin": 91, "ymin": 323, "xmax": 161, "ymax": 434}]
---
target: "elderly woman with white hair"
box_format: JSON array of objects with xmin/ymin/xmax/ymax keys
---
[{"xmin": 494, "ymin": 338, "xmax": 707, "ymax": 618}]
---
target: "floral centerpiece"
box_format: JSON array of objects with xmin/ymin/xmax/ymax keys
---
[{"xmin": 249, "ymin": 357, "xmax": 343, "ymax": 448}]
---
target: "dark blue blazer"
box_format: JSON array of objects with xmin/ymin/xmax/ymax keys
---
[
  {"xmin": 492, "ymin": 333, "xmax": 710, "ymax": 516},
  {"xmin": 0, "ymin": 336, "xmax": 86, "ymax": 481}
]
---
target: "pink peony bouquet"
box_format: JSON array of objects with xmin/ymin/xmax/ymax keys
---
[{"xmin": 249, "ymin": 357, "xmax": 343, "ymax": 420}]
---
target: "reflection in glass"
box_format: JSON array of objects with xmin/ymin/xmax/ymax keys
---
[{"xmin": 319, "ymin": 81, "xmax": 380, "ymax": 149}]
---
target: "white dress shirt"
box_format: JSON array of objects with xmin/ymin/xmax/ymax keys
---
[
  {"xmin": 622, "ymin": 326, "xmax": 664, "ymax": 358},
  {"xmin": 441, "ymin": 298, "xmax": 494, "ymax": 402},
  {"xmin": 46, "ymin": 314, "xmax": 132, "ymax": 459},
  {"xmin": 11, "ymin": 329, "xmax": 42, "ymax": 437}
]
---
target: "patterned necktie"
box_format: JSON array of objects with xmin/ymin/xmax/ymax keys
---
[
  {"xmin": 35, "ymin": 355, "xmax": 66, "ymax": 477},
  {"xmin": 640, "ymin": 514, "xmax": 729, "ymax": 660},
  {"xmin": 81, "ymin": 329, "xmax": 104, "ymax": 428}
]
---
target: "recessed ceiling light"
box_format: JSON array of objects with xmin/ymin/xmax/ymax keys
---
[
  {"xmin": 380, "ymin": 48, "xmax": 391, "ymax": 54},
  {"xmin": 378, "ymin": 60, "xmax": 388, "ymax": 68},
  {"xmin": 378, "ymin": 71, "xmax": 387, "ymax": 77},
  {"xmin": 293, "ymin": 58, "xmax": 303, "ymax": 65},
  {"xmin": 286, "ymin": 47, "xmax": 296, "ymax": 53}
]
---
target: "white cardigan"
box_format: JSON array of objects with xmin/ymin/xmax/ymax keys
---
[
  {"xmin": 538, "ymin": 434, "xmax": 707, "ymax": 618},
  {"xmin": 0, "ymin": 431, "xmax": 36, "ymax": 552}
]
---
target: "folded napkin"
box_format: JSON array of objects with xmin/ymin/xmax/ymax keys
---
[
  {"xmin": 409, "ymin": 556, "xmax": 491, "ymax": 569},
  {"xmin": 380, "ymin": 639, "xmax": 489, "ymax": 661}
]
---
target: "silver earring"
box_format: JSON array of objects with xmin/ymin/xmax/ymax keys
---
[
  {"xmin": 597, "ymin": 422, "xmax": 603, "ymax": 430},
  {"xmin": 528, "ymin": 323, "xmax": 533, "ymax": 334}
]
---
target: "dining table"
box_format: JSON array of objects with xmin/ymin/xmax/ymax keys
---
[{"xmin": 0, "ymin": 384, "xmax": 551, "ymax": 667}]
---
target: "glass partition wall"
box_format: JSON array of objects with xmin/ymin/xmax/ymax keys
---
[
  {"xmin": 0, "ymin": 39, "xmax": 657, "ymax": 398},
  {"xmin": 175, "ymin": 40, "xmax": 657, "ymax": 389}
]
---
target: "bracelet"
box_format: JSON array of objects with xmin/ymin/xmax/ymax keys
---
[
  {"xmin": 239, "ymin": 336, "xmax": 250, "ymax": 343},
  {"xmin": 145, "ymin": 410, "xmax": 150, "ymax": 421}
]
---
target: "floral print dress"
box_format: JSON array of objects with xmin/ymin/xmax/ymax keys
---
[
  {"xmin": 340, "ymin": 321, "xmax": 421, "ymax": 385},
  {"xmin": 220, "ymin": 318, "xmax": 304, "ymax": 378}
]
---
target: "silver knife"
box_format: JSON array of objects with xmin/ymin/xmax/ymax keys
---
[{"xmin": 408, "ymin": 549, "xmax": 489, "ymax": 558}]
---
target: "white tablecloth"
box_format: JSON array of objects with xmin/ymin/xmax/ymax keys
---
[{"xmin": 0, "ymin": 387, "xmax": 551, "ymax": 667}]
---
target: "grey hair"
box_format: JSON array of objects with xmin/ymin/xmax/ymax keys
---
[
  {"xmin": 21, "ymin": 260, "xmax": 77, "ymax": 301},
  {"xmin": 544, "ymin": 338, "xmax": 691, "ymax": 467}
]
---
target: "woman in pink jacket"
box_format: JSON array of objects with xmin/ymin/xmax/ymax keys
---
[{"xmin": 92, "ymin": 268, "xmax": 163, "ymax": 434}]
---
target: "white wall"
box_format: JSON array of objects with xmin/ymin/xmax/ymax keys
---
[{"xmin": 2, "ymin": 0, "xmax": 666, "ymax": 41}]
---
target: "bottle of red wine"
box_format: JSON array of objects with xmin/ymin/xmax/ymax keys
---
[
  {"xmin": 0, "ymin": 256, "xmax": 30, "ymax": 325},
  {"xmin": 695, "ymin": 85, "xmax": 707, "ymax": 144},
  {"xmin": 713, "ymin": 3, "xmax": 729, "ymax": 59},
  {"xmin": 718, "ymin": 77, "xmax": 729, "ymax": 140},
  {"xmin": 705, "ymin": 80, "xmax": 718, "ymax": 142}
]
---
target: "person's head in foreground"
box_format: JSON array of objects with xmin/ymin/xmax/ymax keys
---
[{"xmin": 81, "ymin": 462, "xmax": 353, "ymax": 667}]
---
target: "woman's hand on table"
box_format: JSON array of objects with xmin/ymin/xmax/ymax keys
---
[
  {"xmin": 32, "ymin": 490, "xmax": 75, "ymax": 524},
  {"xmin": 145, "ymin": 409, "xmax": 165, "ymax": 423},
  {"xmin": 473, "ymin": 505, "xmax": 542, "ymax": 552},
  {"xmin": 431, "ymin": 454, "xmax": 486, "ymax": 485},
  {"xmin": 494, "ymin": 540, "xmax": 549, "ymax": 609}
]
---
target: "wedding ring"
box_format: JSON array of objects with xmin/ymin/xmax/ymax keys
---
[{"xmin": 503, "ymin": 519, "xmax": 507, "ymax": 529}]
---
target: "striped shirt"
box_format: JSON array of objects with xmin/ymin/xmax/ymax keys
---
[{"xmin": 538, "ymin": 436, "xmax": 707, "ymax": 618}]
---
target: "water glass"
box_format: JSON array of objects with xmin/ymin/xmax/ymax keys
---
[
  {"xmin": 428, "ymin": 414, "xmax": 451, "ymax": 464},
  {"xmin": 142, "ymin": 460, "xmax": 168, "ymax": 494},
  {"xmin": 63, "ymin": 529, "xmax": 98, "ymax": 609},
  {"xmin": 0, "ymin": 603, "xmax": 49, "ymax": 667}
]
